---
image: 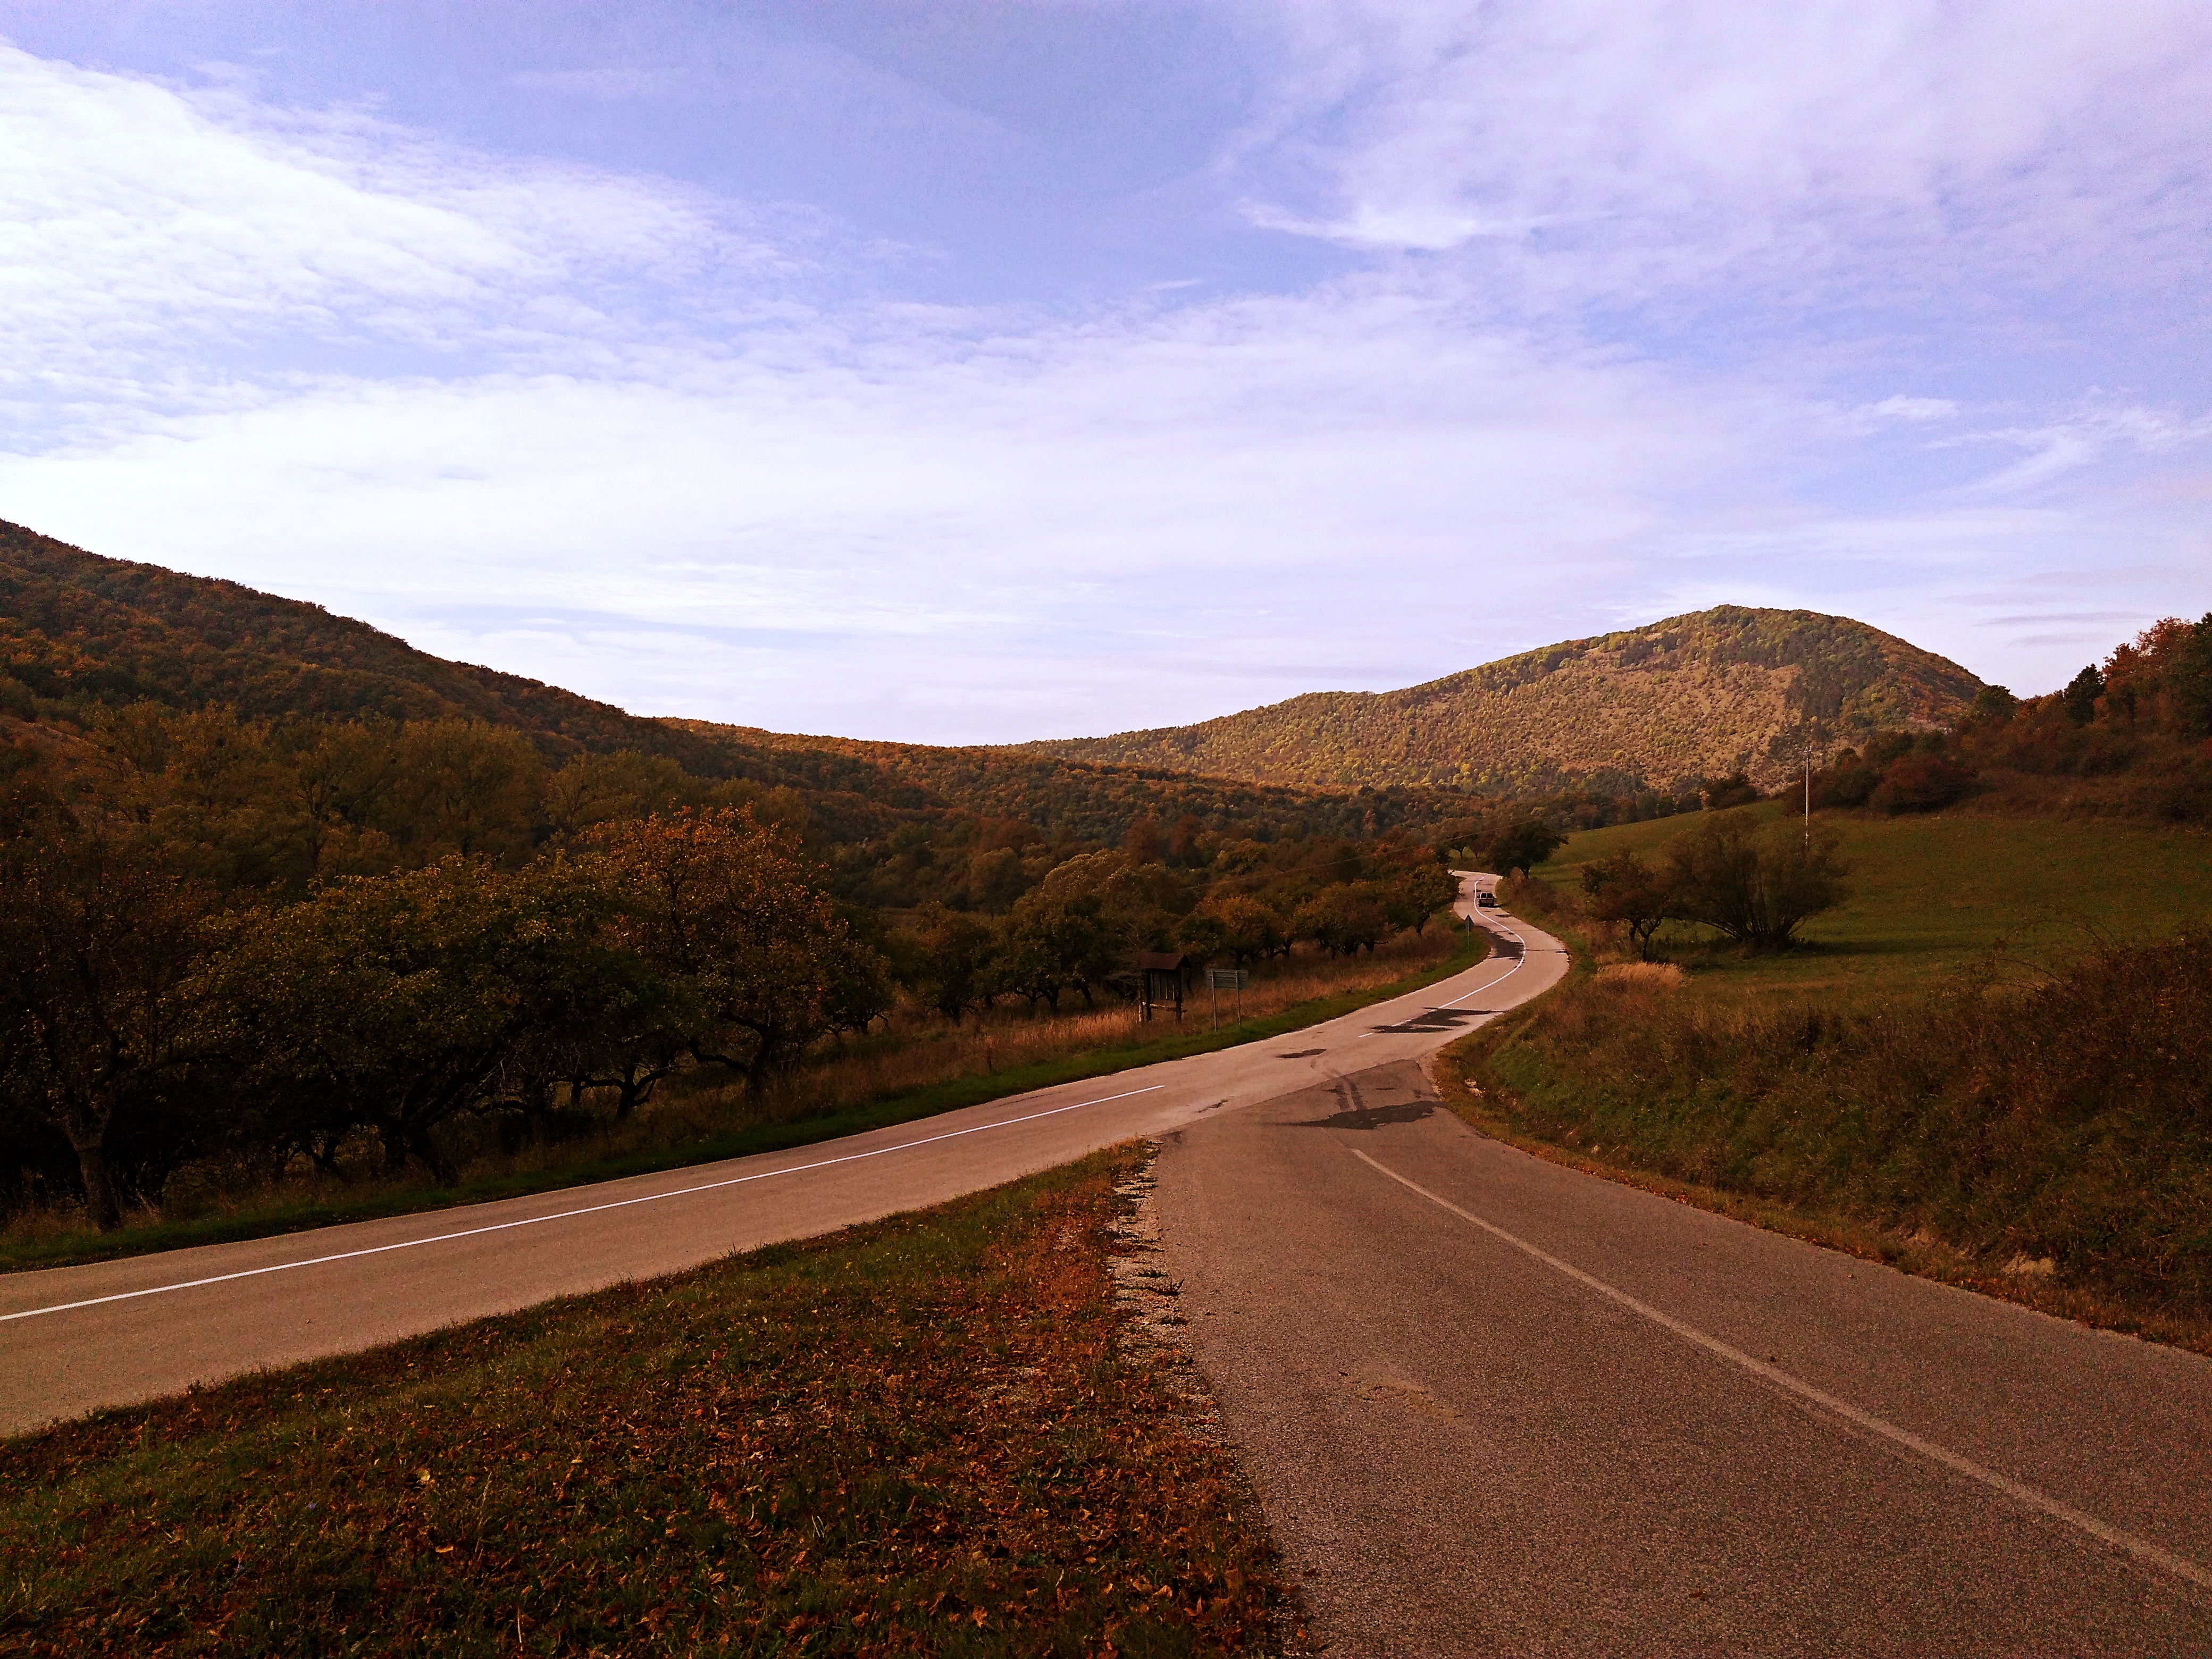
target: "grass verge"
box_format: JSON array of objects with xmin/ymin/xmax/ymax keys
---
[
  {"xmin": 0, "ymin": 1147, "xmax": 1288, "ymax": 1656},
  {"xmin": 1433, "ymin": 910, "xmax": 2212, "ymax": 1356},
  {"xmin": 1, "ymin": 928, "xmax": 1485, "ymax": 1274}
]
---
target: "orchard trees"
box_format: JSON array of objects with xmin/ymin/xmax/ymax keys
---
[
  {"xmin": 596, "ymin": 809, "xmax": 890, "ymax": 1084},
  {"xmin": 0, "ymin": 808, "xmax": 213, "ymax": 1230}
]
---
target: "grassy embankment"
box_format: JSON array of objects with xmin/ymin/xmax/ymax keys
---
[
  {"xmin": 4, "ymin": 925, "xmax": 1485, "ymax": 1273},
  {"xmin": 1436, "ymin": 804, "xmax": 2212, "ymax": 1345},
  {"xmin": 1, "ymin": 1148, "xmax": 1291, "ymax": 1655}
]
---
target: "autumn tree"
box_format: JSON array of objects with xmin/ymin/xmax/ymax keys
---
[
  {"xmin": 0, "ymin": 805, "xmax": 214, "ymax": 1230},
  {"xmin": 1385, "ymin": 862, "xmax": 1461, "ymax": 933},
  {"xmin": 1179, "ymin": 891, "xmax": 1308, "ymax": 965},
  {"xmin": 1580, "ymin": 850, "xmax": 1675, "ymax": 961},
  {"xmin": 907, "ymin": 905, "xmax": 1000, "ymax": 1021},
  {"xmin": 1665, "ymin": 815, "xmax": 1849, "ymax": 951},
  {"xmin": 2063, "ymin": 665, "xmax": 2105, "ymax": 726},
  {"xmin": 386, "ymin": 719, "xmax": 544, "ymax": 864},
  {"xmin": 999, "ymin": 892, "xmax": 1114, "ymax": 1011},
  {"xmin": 1476, "ymin": 816, "xmax": 1565, "ymax": 878},
  {"xmin": 1294, "ymin": 885, "xmax": 1388, "ymax": 955},
  {"xmin": 599, "ymin": 809, "xmax": 885, "ymax": 1083},
  {"xmin": 543, "ymin": 750, "xmax": 698, "ymax": 844},
  {"xmin": 198, "ymin": 856, "xmax": 631, "ymax": 1182}
]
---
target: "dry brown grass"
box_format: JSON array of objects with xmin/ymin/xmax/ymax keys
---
[
  {"xmin": 1593, "ymin": 961, "xmax": 1685, "ymax": 987},
  {"xmin": 0, "ymin": 1149, "xmax": 1292, "ymax": 1654},
  {"xmin": 756, "ymin": 929, "xmax": 1459, "ymax": 1125}
]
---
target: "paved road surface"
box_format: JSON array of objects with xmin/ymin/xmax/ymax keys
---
[
  {"xmin": 1155, "ymin": 1057, "xmax": 2212, "ymax": 1653},
  {"xmin": 0, "ymin": 876, "xmax": 1556, "ymax": 1437}
]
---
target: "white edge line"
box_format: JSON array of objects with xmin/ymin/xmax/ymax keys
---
[
  {"xmin": 2, "ymin": 1084, "xmax": 1168, "ymax": 1325},
  {"xmin": 1348, "ymin": 1146, "xmax": 2212, "ymax": 1594},
  {"xmin": 1367, "ymin": 908, "xmax": 1537, "ymax": 1028},
  {"xmin": 5, "ymin": 904, "xmax": 1544, "ymax": 1326}
]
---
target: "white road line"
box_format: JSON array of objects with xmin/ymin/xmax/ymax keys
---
[
  {"xmin": 1350, "ymin": 1147, "xmax": 2212, "ymax": 1594},
  {"xmin": 1354, "ymin": 937, "xmax": 1530, "ymax": 1037},
  {"xmin": 1, "ymin": 1084, "xmax": 1168, "ymax": 1326},
  {"xmin": 1432, "ymin": 915, "xmax": 1532, "ymax": 1008}
]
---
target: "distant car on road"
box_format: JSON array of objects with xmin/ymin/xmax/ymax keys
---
[{"xmin": 1477, "ymin": 891, "xmax": 1499, "ymax": 908}]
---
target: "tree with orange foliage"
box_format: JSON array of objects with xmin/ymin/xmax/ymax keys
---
[{"xmin": 597, "ymin": 809, "xmax": 889, "ymax": 1087}]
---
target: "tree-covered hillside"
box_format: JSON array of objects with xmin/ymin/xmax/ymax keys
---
[
  {"xmin": 672, "ymin": 722, "xmax": 1463, "ymax": 845},
  {"xmin": 1018, "ymin": 607, "xmax": 1983, "ymax": 796},
  {"xmin": 0, "ymin": 521, "xmax": 1466, "ymax": 847},
  {"xmin": 0, "ymin": 520, "xmax": 742, "ymax": 773}
]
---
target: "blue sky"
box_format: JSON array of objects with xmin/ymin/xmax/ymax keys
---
[{"xmin": 3, "ymin": 3, "xmax": 2207, "ymax": 740}]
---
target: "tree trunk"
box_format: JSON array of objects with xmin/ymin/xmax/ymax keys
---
[
  {"xmin": 71, "ymin": 1137, "xmax": 123, "ymax": 1233},
  {"xmin": 408, "ymin": 1124, "xmax": 458, "ymax": 1186},
  {"xmin": 56, "ymin": 1095, "xmax": 123, "ymax": 1232}
]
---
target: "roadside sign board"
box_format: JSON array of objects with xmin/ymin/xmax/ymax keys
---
[{"xmin": 1207, "ymin": 968, "xmax": 1249, "ymax": 990}]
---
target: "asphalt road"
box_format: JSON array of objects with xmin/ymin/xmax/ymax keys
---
[
  {"xmin": 1155, "ymin": 1058, "xmax": 2212, "ymax": 1653},
  {"xmin": 0, "ymin": 875, "xmax": 1560, "ymax": 1437}
]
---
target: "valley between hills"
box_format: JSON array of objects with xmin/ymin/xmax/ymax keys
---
[{"xmin": 8, "ymin": 519, "xmax": 2212, "ymax": 1655}]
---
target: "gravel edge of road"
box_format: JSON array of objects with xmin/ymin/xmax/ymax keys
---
[{"xmin": 1107, "ymin": 1144, "xmax": 1321, "ymax": 1658}]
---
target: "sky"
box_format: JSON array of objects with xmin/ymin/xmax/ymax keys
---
[{"xmin": 3, "ymin": 2, "xmax": 2208, "ymax": 741}]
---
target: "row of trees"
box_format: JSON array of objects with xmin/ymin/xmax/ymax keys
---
[
  {"xmin": 901, "ymin": 852, "xmax": 1463, "ymax": 1021},
  {"xmin": 1802, "ymin": 615, "xmax": 2212, "ymax": 823},
  {"xmin": 2, "ymin": 730, "xmax": 1470, "ymax": 1228},
  {"xmin": 0, "ymin": 785, "xmax": 884, "ymax": 1229}
]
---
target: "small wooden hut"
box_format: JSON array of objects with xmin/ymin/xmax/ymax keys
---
[{"xmin": 1135, "ymin": 951, "xmax": 1188, "ymax": 1022}]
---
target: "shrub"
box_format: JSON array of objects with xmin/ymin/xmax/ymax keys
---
[
  {"xmin": 1870, "ymin": 753, "xmax": 1974, "ymax": 813},
  {"xmin": 1664, "ymin": 815, "xmax": 1849, "ymax": 950},
  {"xmin": 1487, "ymin": 933, "xmax": 2212, "ymax": 1313}
]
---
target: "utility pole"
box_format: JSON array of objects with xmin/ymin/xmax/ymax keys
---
[{"xmin": 1804, "ymin": 740, "xmax": 1814, "ymax": 844}]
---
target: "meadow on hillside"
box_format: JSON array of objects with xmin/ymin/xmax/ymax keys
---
[{"xmin": 1452, "ymin": 797, "xmax": 2212, "ymax": 1336}]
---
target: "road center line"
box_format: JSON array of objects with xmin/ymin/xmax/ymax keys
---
[
  {"xmin": 2, "ymin": 1084, "xmax": 1168, "ymax": 1325},
  {"xmin": 1431, "ymin": 917, "xmax": 1531, "ymax": 1008},
  {"xmin": 1348, "ymin": 1147, "xmax": 2212, "ymax": 1594}
]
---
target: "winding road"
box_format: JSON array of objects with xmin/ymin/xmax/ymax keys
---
[
  {"xmin": 0, "ymin": 874, "xmax": 1558, "ymax": 1437},
  {"xmin": 9, "ymin": 877, "xmax": 2210, "ymax": 1652}
]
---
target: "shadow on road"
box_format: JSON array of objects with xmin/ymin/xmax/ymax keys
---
[
  {"xmin": 1288, "ymin": 1076, "xmax": 1437, "ymax": 1132},
  {"xmin": 1368, "ymin": 1007, "xmax": 1481, "ymax": 1035}
]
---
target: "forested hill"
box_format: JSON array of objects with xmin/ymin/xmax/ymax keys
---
[
  {"xmin": 0, "ymin": 518, "xmax": 745, "ymax": 774},
  {"xmin": 1015, "ymin": 607, "xmax": 1984, "ymax": 796},
  {"xmin": 668, "ymin": 721, "xmax": 1464, "ymax": 845},
  {"xmin": 0, "ymin": 521, "xmax": 1466, "ymax": 842}
]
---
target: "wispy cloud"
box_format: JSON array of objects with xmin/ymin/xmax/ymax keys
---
[
  {"xmin": 1225, "ymin": 1, "xmax": 2212, "ymax": 308},
  {"xmin": 0, "ymin": 13, "xmax": 2207, "ymax": 734},
  {"xmin": 0, "ymin": 45, "xmax": 812, "ymax": 433},
  {"xmin": 1960, "ymin": 405, "xmax": 2212, "ymax": 497}
]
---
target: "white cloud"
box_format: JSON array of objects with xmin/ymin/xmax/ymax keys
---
[
  {"xmin": 0, "ymin": 43, "xmax": 792, "ymax": 423},
  {"xmin": 1226, "ymin": 1, "xmax": 2212, "ymax": 304},
  {"xmin": 2, "ymin": 21, "xmax": 2208, "ymax": 739},
  {"xmin": 1870, "ymin": 396, "xmax": 1958, "ymax": 423},
  {"xmin": 1960, "ymin": 404, "xmax": 2212, "ymax": 496},
  {"xmin": 0, "ymin": 279, "xmax": 1764, "ymax": 736}
]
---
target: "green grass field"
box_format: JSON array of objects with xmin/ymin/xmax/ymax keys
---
[
  {"xmin": 0, "ymin": 1150, "xmax": 1285, "ymax": 1656},
  {"xmin": 1445, "ymin": 805, "xmax": 2212, "ymax": 1336},
  {"xmin": 1534, "ymin": 803, "xmax": 2212, "ymax": 999}
]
